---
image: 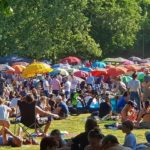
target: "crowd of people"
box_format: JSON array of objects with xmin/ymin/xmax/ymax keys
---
[{"xmin": 0, "ymin": 66, "xmax": 150, "ymax": 149}]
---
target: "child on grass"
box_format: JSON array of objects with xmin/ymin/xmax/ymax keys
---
[{"xmin": 122, "ymin": 120, "xmax": 136, "ymax": 150}]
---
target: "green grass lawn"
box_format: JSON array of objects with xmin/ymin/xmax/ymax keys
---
[{"xmin": 0, "ymin": 114, "xmax": 148, "ymax": 150}]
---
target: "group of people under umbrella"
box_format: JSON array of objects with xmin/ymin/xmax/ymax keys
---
[{"xmin": 0, "ymin": 56, "xmax": 150, "ymax": 149}]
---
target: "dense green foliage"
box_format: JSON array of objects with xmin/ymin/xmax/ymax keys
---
[{"xmin": 0, "ymin": 0, "xmax": 150, "ymax": 60}]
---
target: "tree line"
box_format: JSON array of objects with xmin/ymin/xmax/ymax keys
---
[{"xmin": 0, "ymin": 0, "xmax": 150, "ymax": 61}]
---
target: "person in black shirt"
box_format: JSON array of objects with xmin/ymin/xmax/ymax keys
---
[
  {"xmin": 99, "ymin": 95, "xmax": 112, "ymax": 118},
  {"xmin": 71, "ymin": 118, "xmax": 99, "ymax": 150}
]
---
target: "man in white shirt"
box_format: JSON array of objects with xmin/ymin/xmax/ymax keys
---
[{"xmin": 127, "ymin": 73, "xmax": 141, "ymax": 110}]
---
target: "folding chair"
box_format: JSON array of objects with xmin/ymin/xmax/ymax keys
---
[{"xmin": 13, "ymin": 100, "xmax": 48, "ymax": 139}]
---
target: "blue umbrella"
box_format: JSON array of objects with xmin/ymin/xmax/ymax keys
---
[
  {"xmin": 79, "ymin": 67, "xmax": 92, "ymax": 72},
  {"xmin": 52, "ymin": 64, "xmax": 61, "ymax": 69},
  {"xmin": 49, "ymin": 70, "xmax": 60, "ymax": 76},
  {"xmin": 92, "ymin": 61, "xmax": 106, "ymax": 68}
]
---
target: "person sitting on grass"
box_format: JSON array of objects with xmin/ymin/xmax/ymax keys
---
[
  {"xmin": 85, "ymin": 128, "xmax": 104, "ymax": 150},
  {"xmin": 102, "ymin": 134, "xmax": 132, "ymax": 150},
  {"xmin": 0, "ymin": 127, "xmax": 23, "ymax": 147},
  {"xmin": 136, "ymin": 101, "xmax": 150, "ymax": 129},
  {"xmin": 99, "ymin": 94, "xmax": 112, "ymax": 119},
  {"xmin": 18, "ymin": 94, "xmax": 59, "ymax": 136},
  {"xmin": 122, "ymin": 120, "xmax": 136, "ymax": 150},
  {"xmin": 71, "ymin": 118, "xmax": 99, "ymax": 150},
  {"xmin": 117, "ymin": 91, "xmax": 130, "ymax": 113},
  {"xmin": 55, "ymin": 95, "xmax": 69, "ymax": 119},
  {"xmin": 121, "ymin": 101, "xmax": 138, "ymax": 123}
]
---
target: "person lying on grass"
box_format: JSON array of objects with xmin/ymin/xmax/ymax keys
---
[{"xmin": 0, "ymin": 126, "xmax": 23, "ymax": 147}]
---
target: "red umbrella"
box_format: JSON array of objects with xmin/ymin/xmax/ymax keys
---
[
  {"xmin": 107, "ymin": 66, "xmax": 127, "ymax": 77},
  {"xmin": 60, "ymin": 56, "xmax": 81, "ymax": 64},
  {"xmin": 73, "ymin": 71, "xmax": 89, "ymax": 78},
  {"xmin": 91, "ymin": 69, "xmax": 107, "ymax": 77}
]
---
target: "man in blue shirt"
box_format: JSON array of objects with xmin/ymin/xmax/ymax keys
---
[
  {"xmin": 117, "ymin": 92, "xmax": 129, "ymax": 113},
  {"xmin": 55, "ymin": 95, "xmax": 69, "ymax": 118}
]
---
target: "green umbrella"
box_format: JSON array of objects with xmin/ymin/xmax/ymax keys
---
[
  {"xmin": 137, "ymin": 72, "xmax": 145, "ymax": 82},
  {"xmin": 122, "ymin": 76, "xmax": 132, "ymax": 84}
]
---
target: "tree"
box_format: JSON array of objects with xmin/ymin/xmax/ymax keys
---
[
  {"xmin": 85, "ymin": 0, "xmax": 143, "ymax": 57},
  {"xmin": 0, "ymin": 0, "xmax": 101, "ymax": 62}
]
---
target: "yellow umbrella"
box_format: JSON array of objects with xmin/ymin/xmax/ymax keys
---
[{"xmin": 21, "ymin": 62, "xmax": 53, "ymax": 78}]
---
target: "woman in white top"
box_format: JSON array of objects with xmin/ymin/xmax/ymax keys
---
[{"xmin": 127, "ymin": 73, "xmax": 141, "ymax": 110}]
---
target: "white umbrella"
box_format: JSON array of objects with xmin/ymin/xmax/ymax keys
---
[
  {"xmin": 0, "ymin": 64, "xmax": 15, "ymax": 71},
  {"xmin": 57, "ymin": 68, "xmax": 69, "ymax": 76}
]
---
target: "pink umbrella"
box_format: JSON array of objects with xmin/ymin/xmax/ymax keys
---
[
  {"xmin": 60, "ymin": 56, "xmax": 81, "ymax": 64},
  {"xmin": 73, "ymin": 71, "xmax": 89, "ymax": 79},
  {"xmin": 122, "ymin": 60, "xmax": 134, "ymax": 65}
]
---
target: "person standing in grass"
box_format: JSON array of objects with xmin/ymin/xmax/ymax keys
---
[{"xmin": 122, "ymin": 120, "xmax": 137, "ymax": 150}]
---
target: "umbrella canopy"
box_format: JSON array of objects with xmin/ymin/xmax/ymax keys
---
[
  {"xmin": 67, "ymin": 68, "xmax": 78, "ymax": 73},
  {"xmin": 107, "ymin": 66, "xmax": 127, "ymax": 77},
  {"xmin": 0, "ymin": 55, "xmax": 32, "ymax": 65},
  {"xmin": 52, "ymin": 63, "xmax": 70, "ymax": 69},
  {"xmin": 79, "ymin": 67, "xmax": 92, "ymax": 72},
  {"xmin": 106, "ymin": 65, "xmax": 115, "ymax": 69},
  {"xmin": 140, "ymin": 63, "xmax": 150, "ymax": 68},
  {"xmin": 6, "ymin": 65, "xmax": 26, "ymax": 74},
  {"xmin": 122, "ymin": 60, "xmax": 134, "ymax": 65},
  {"xmin": 73, "ymin": 71, "xmax": 89, "ymax": 78},
  {"xmin": 91, "ymin": 69, "xmax": 107, "ymax": 77},
  {"xmin": 104, "ymin": 57, "xmax": 127, "ymax": 63},
  {"xmin": 137, "ymin": 72, "xmax": 145, "ymax": 82},
  {"xmin": 121, "ymin": 76, "xmax": 132, "ymax": 84},
  {"xmin": 22, "ymin": 62, "xmax": 53, "ymax": 78},
  {"xmin": 124, "ymin": 65, "xmax": 141, "ymax": 72},
  {"xmin": 12, "ymin": 62, "xmax": 29, "ymax": 66},
  {"xmin": 92, "ymin": 61, "xmax": 106, "ymax": 68},
  {"xmin": 56, "ymin": 68, "xmax": 69, "ymax": 76},
  {"xmin": 0, "ymin": 64, "xmax": 15, "ymax": 72},
  {"xmin": 60, "ymin": 56, "xmax": 81, "ymax": 65},
  {"xmin": 128, "ymin": 56, "xmax": 142, "ymax": 63}
]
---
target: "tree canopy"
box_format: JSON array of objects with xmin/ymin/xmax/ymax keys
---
[{"xmin": 0, "ymin": 0, "xmax": 150, "ymax": 60}]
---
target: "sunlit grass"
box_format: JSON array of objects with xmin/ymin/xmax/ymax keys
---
[{"xmin": 0, "ymin": 114, "xmax": 147, "ymax": 150}]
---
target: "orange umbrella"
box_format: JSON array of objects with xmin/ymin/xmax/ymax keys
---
[
  {"xmin": 124, "ymin": 65, "xmax": 141, "ymax": 72},
  {"xmin": 140, "ymin": 63, "xmax": 150, "ymax": 68},
  {"xmin": 107, "ymin": 66, "xmax": 127, "ymax": 77},
  {"xmin": 6, "ymin": 65, "xmax": 26, "ymax": 74}
]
